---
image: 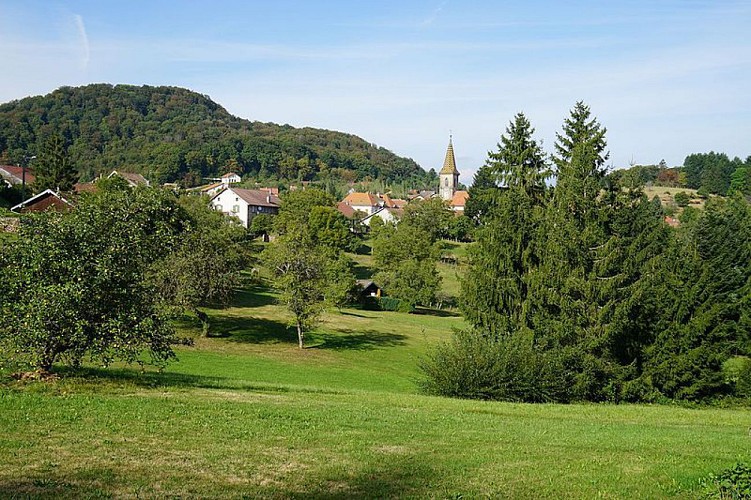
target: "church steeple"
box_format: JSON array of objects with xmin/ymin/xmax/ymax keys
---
[{"xmin": 439, "ymin": 135, "xmax": 459, "ymax": 200}]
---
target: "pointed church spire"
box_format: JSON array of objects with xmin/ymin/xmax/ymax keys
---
[{"xmin": 439, "ymin": 136, "xmax": 459, "ymax": 175}]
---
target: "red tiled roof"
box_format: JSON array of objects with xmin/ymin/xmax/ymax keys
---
[
  {"xmin": 0, "ymin": 165, "xmax": 36, "ymax": 185},
  {"xmin": 450, "ymin": 190, "xmax": 469, "ymax": 207},
  {"xmin": 337, "ymin": 201, "xmax": 357, "ymax": 219},
  {"xmin": 73, "ymin": 182, "xmax": 97, "ymax": 194}
]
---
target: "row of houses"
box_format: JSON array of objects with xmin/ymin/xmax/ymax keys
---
[{"xmin": 2, "ymin": 170, "xmax": 150, "ymax": 213}]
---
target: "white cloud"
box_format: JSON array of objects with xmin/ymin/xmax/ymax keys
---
[{"xmin": 73, "ymin": 14, "xmax": 90, "ymax": 70}]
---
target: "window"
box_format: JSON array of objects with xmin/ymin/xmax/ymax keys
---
[
  {"xmin": 444, "ymin": 177, "xmax": 448, "ymax": 187},
  {"xmin": 215, "ymin": 204, "xmax": 223, "ymax": 211},
  {"xmin": 232, "ymin": 205, "xmax": 240, "ymax": 213}
]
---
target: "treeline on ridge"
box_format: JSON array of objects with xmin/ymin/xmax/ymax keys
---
[
  {"xmin": 0, "ymin": 84, "xmax": 434, "ymax": 187},
  {"xmin": 421, "ymin": 102, "xmax": 751, "ymax": 404},
  {"xmin": 611, "ymin": 152, "xmax": 751, "ymax": 196}
]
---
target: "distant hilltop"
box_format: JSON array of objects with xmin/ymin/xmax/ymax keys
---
[{"xmin": 0, "ymin": 84, "xmax": 433, "ymax": 187}]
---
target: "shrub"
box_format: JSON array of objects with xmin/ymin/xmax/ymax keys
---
[
  {"xmin": 700, "ymin": 463, "xmax": 751, "ymax": 499},
  {"xmin": 378, "ymin": 296, "xmax": 413, "ymax": 313},
  {"xmin": 419, "ymin": 330, "xmax": 569, "ymax": 403},
  {"xmin": 674, "ymin": 191, "xmax": 690, "ymax": 207},
  {"xmin": 723, "ymin": 356, "xmax": 751, "ymax": 398}
]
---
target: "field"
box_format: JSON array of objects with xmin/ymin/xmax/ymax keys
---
[
  {"xmin": 643, "ymin": 186, "xmax": 707, "ymax": 210},
  {"xmin": 1, "ymin": 244, "xmax": 750, "ymax": 498}
]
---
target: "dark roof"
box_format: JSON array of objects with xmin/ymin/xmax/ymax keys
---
[
  {"xmin": 11, "ymin": 189, "xmax": 71, "ymax": 213},
  {"xmin": 108, "ymin": 170, "xmax": 149, "ymax": 186},
  {"xmin": 356, "ymin": 279, "xmax": 380, "ymax": 290},
  {"xmin": 228, "ymin": 187, "xmax": 281, "ymax": 207}
]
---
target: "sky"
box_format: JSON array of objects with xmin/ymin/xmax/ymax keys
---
[{"xmin": 1, "ymin": 0, "xmax": 749, "ymax": 184}]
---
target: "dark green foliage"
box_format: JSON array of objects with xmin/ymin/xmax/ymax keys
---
[
  {"xmin": 376, "ymin": 296, "xmax": 414, "ymax": 313},
  {"xmin": 264, "ymin": 188, "xmax": 355, "ymax": 347},
  {"xmin": 700, "ymin": 463, "xmax": 751, "ymax": 499},
  {"xmin": 684, "ymin": 152, "xmax": 736, "ymax": 195},
  {"xmin": 149, "ymin": 196, "xmax": 249, "ymax": 335},
  {"xmin": 400, "ymin": 197, "xmax": 454, "ymax": 243},
  {"xmin": 674, "ymin": 191, "xmax": 690, "ymax": 207},
  {"xmin": 0, "ymin": 84, "xmax": 430, "ymax": 186},
  {"xmin": 643, "ymin": 195, "xmax": 751, "ymax": 400},
  {"xmin": 32, "ymin": 134, "xmax": 78, "ymax": 192},
  {"xmin": 460, "ymin": 113, "xmax": 548, "ymax": 336},
  {"xmin": 248, "ymin": 213, "xmax": 274, "ymax": 238},
  {"xmin": 420, "ymin": 330, "xmax": 568, "ymax": 402},
  {"xmin": 428, "ymin": 103, "xmax": 751, "ymax": 404},
  {"xmin": 372, "ymin": 223, "xmax": 442, "ymax": 308}
]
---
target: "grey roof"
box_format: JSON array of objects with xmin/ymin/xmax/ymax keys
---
[{"xmin": 229, "ymin": 187, "xmax": 281, "ymax": 207}]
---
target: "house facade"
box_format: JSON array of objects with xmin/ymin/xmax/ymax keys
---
[
  {"xmin": 220, "ymin": 172, "xmax": 241, "ymax": 184},
  {"xmin": 209, "ymin": 187, "xmax": 281, "ymax": 228}
]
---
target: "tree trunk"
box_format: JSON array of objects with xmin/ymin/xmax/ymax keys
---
[
  {"xmin": 297, "ymin": 322, "xmax": 304, "ymax": 349},
  {"xmin": 195, "ymin": 308, "xmax": 210, "ymax": 337}
]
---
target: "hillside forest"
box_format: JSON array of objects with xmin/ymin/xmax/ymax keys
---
[{"xmin": 0, "ymin": 84, "xmax": 436, "ymax": 190}]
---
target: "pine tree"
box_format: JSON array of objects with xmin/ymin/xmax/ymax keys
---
[
  {"xmin": 528, "ymin": 102, "xmax": 611, "ymax": 400},
  {"xmin": 33, "ymin": 135, "xmax": 78, "ymax": 193},
  {"xmin": 460, "ymin": 112, "xmax": 549, "ymax": 336}
]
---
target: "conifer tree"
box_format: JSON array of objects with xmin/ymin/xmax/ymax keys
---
[
  {"xmin": 33, "ymin": 135, "xmax": 78, "ymax": 193},
  {"xmin": 460, "ymin": 112, "xmax": 549, "ymax": 336},
  {"xmin": 528, "ymin": 102, "xmax": 610, "ymax": 399}
]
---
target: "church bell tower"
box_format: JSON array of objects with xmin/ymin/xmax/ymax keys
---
[{"xmin": 439, "ymin": 136, "xmax": 459, "ymax": 201}]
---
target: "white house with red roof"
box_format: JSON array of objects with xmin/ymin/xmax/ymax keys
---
[
  {"xmin": 0, "ymin": 165, "xmax": 36, "ymax": 187},
  {"xmin": 209, "ymin": 187, "xmax": 281, "ymax": 228}
]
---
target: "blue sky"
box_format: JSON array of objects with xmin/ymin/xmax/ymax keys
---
[{"xmin": 1, "ymin": 1, "xmax": 749, "ymax": 183}]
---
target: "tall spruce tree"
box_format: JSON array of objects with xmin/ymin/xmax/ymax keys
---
[
  {"xmin": 460, "ymin": 112, "xmax": 549, "ymax": 336},
  {"xmin": 528, "ymin": 101, "xmax": 611, "ymax": 399},
  {"xmin": 33, "ymin": 135, "xmax": 78, "ymax": 193}
]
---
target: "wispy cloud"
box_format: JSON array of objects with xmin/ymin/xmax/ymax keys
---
[
  {"xmin": 420, "ymin": 0, "xmax": 448, "ymax": 28},
  {"xmin": 73, "ymin": 14, "xmax": 89, "ymax": 70}
]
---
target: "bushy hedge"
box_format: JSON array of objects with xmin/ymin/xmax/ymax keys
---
[{"xmin": 419, "ymin": 330, "xmax": 569, "ymax": 403}]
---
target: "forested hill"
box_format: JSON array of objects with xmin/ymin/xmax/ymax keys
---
[{"xmin": 0, "ymin": 84, "xmax": 430, "ymax": 186}]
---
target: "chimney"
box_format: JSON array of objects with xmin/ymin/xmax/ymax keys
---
[{"xmin": 267, "ymin": 194, "xmax": 271, "ymax": 203}]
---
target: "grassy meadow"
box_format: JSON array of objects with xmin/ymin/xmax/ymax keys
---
[{"xmin": 1, "ymin": 242, "xmax": 750, "ymax": 498}]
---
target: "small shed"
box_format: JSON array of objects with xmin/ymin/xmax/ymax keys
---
[{"xmin": 356, "ymin": 279, "xmax": 382, "ymax": 298}]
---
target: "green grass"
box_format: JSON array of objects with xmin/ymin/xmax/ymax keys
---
[{"xmin": 1, "ymin": 258, "xmax": 749, "ymax": 497}]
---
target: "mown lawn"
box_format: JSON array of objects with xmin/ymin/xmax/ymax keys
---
[{"xmin": 1, "ymin": 257, "xmax": 749, "ymax": 497}]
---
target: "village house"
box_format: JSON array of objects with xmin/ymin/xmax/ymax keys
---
[
  {"xmin": 11, "ymin": 189, "xmax": 71, "ymax": 213},
  {"xmin": 107, "ymin": 170, "xmax": 150, "ymax": 187},
  {"xmin": 0, "ymin": 165, "xmax": 36, "ymax": 188},
  {"xmin": 220, "ymin": 172, "xmax": 241, "ymax": 184},
  {"xmin": 209, "ymin": 186, "xmax": 281, "ymax": 228}
]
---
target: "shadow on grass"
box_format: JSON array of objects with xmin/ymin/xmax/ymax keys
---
[
  {"xmin": 308, "ymin": 329, "xmax": 407, "ymax": 351},
  {"xmin": 212, "ymin": 315, "xmax": 296, "ymax": 344},
  {"xmin": 225, "ymin": 284, "xmax": 277, "ymax": 308},
  {"xmin": 50, "ymin": 365, "xmax": 349, "ymax": 397},
  {"xmin": 412, "ymin": 307, "xmax": 461, "ymax": 318},
  {"xmin": 0, "ymin": 452, "xmax": 445, "ymax": 499},
  {"xmin": 352, "ymin": 262, "xmax": 373, "ymax": 280}
]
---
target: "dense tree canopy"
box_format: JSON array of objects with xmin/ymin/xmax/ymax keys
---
[
  {"xmin": 424, "ymin": 103, "xmax": 751, "ymax": 404},
  {"xmin": 0, "ymin": 84, "xmax": 433, "ymax": 187}
]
